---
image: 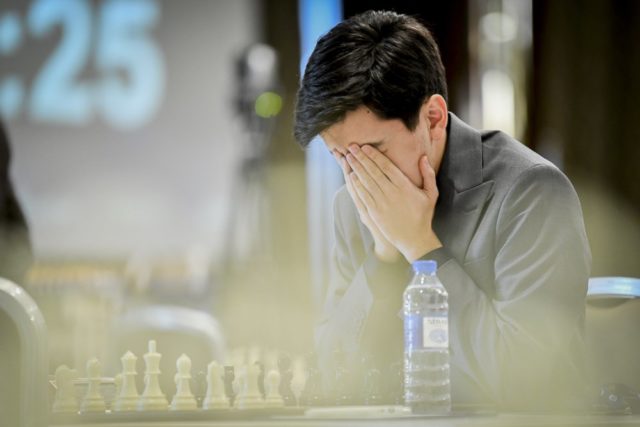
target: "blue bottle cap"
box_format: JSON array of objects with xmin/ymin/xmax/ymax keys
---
[{"xmin": 412, "ymin": 260, "xmax": 437, "ymax": 274}]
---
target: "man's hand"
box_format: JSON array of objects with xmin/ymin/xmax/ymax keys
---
[
  {"xmin": 345, "ymin": 144, "xmax": 442, "ymax": 262},
  {"xmin": 333, "ymin": 151, "xmax": 401, "ymax": 262}
]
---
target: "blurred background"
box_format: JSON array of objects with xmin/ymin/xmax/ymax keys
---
[{"xmin": 0, "ymin": 0, "xmax": 639, "ymax": 380}]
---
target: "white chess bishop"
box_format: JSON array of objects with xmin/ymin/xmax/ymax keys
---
[
  {"xmin": 113, "ymin": 351, "xmax": 139, "ymax": 411},
  {"xmin": 170, "ymin": 354, "xmax": 197, "ymax": 410},
  {"xmin": 202, "ymin": 360, "xmax": 230, "ymax": 410},
  {"xmin": 52, "ymin": 365, "xmax": 78, "ymax": 413},
  {"xmin": 80, "ymin": 358, "xmax": 106, "ymax": 413},
  {"xmin": 138, "ymin": 340, "xmax": 168, "ymax": 411}
]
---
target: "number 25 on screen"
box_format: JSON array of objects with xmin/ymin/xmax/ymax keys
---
[{"xmin": 28, "ymin": 0, "xmax": 165, "ymax": 130}]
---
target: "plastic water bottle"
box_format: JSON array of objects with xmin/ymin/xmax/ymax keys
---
[{"xmin": 403, "ymin": 260, "xmax": 451, "ymax": 413}]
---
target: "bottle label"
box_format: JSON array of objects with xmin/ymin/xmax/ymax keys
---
[
  {"xmin": 404, "ymin": 314, "xmax": 448, "ymax": 350},
  {"xmin": 422, "ymin": 316, "xmax": 448, "ymax": 348}
]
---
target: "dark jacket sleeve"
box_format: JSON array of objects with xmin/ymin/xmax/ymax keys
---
[{"xmin": 440, "ymin": 164, "xmax": 590, "ymax": 409}]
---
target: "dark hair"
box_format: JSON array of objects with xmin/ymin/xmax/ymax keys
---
[{"xmin": 294, "ymin": 10, "xmax": 448, "ymax": 147}]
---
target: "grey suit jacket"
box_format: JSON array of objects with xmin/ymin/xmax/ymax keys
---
[{"xmin": 316, "ymin": 113, "xmax": 591, "ymax": 409}]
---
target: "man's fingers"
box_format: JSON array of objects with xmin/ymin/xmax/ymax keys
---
[
  {"xmin": 346, "ymin": 152, "xmax": 384, "ymax": 199},
  {"xmin": 348, "ymin": 144, "xmax": 394, "ymax": 192},
  {"xmin": 360, "ymin": 144, "xmax": 408, "ymax": 186},
  {"xmin": 332, "ymin": 151, "xmax": 351, "ymax": 176},
  {"xmin": 349, "ymin": 171, "xmax": 376, "ymax": 209}
]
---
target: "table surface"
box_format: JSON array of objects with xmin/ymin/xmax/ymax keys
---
[{"xmin": 49, "ymin": 407, "xmax": 640, "ymax": 427}]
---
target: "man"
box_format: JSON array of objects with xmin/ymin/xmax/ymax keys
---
[{"xmin": 294, "ymin": 11, "xmax": 591, "ymax": 410}]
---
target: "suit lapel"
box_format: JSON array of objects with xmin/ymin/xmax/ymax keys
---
[{"xmin": 434, "ymin": 114, "xmax": 495, "ymax": 262}]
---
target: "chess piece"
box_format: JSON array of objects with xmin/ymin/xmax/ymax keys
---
[
  {"xmin": 333, "ymin": 349, "xmax": 354, "ymax": 406},
  {"xmin": 170, "ymin": 354, "xmax": 197, "ymax": 410},
  {"xmin": 202, "ymin": 361, "xmax": 230, "ymax": 409},
  {"xmin": 291, "ymin": 356, "xmax": 307, "ymax": 404},
  {"xmin": 233, "ymin": 365, "xmax": 246, "ymax": 405},
  {"xmin": 194, "ymin": 370, "xmax": 207, "ymax": 408},
  {"xmin": 223, "ymin": 366, "xmax": 236, "ymax": 407},
  {"xmin": 364, "ymin": 367, "xmax": 383, "ymax": 405},
  {"xmin": 138, "ymin": 340, "xmax": 168, "ymax": 411},
  {"xmin": 114, "ymin": 374, "xmax": 123, "ymax": 400},
  {"xmin": 113, "ymin": 351, "xmax": 139, "ymax": 411},
  {"xmin": 264, "ymin": 369, "xmax": 285, "ymax": 408},
  {"xmin": 236, "ymin": 363, "xmax": 264, "ymax": 409},
  {"xmin": 80, "ymin": 358, "xmax": 106, "ymax": 413},
  {"xmin": 299, "ymin": 354, "xmax": 324, "ymax": 407},
  {"xmin": 255, "ymin": 361, "xmax": 266, "ymax": 398},
  {"xmin": 52, "ymin": 365, "xmax": 78, "ymax": 413},
  {"xmin": 387, "ymin": 360, "xmax": 405, "ymax": 405},
  {"xmin": 277, "ymin": 355, "xmax": 296, "ymax": 406}
]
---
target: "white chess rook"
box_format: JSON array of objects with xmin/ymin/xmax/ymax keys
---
[
  {"xmin": 80, "ymin": 358, "xmax": 106, "ymax": 413},
  {"xmin": 52, "ymin": 365, "xmax": 79, "ymax": 413},
  {"xmin": 170, "ymin": 353, "xmax": 197, "ymax": 411},
  {"xmin": 113, "ymin": 351, "xmax": 139, "ymax": 411},
  {"xmin": 203, "ymin": 360, "xmax": 230, "ymax": 410},
  {"xmin": 236, "ymin": 364, "xmax": 264, "ymax": 409},
  {"xmin": 138, "ymin": 340, "xmax": 168, "ymax": 411}
]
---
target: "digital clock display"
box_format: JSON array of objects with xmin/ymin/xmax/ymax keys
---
[
  {"xmin": 0, "ymin": 0, "xmax": 262, "ymax": 258},
  {"xmin": 0, "ymin": 0, "xmax": 165, "ymax": 130}
]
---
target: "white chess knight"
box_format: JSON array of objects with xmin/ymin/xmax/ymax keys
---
[
  {"xmin": 52, "ymin": 365, "xmax": 78, "ymax": 413},
  {"xmin": 138, "ymin": 340, "xmax": 168, "ymax": 411},
  {"xmin": 264, "ymin": 369, "xmax": 285, "ymax": 408},
  {"xmin": 113, "ymin": 351, "xmax": 139, "ymax": 411},
  {"xmin": 170, "ymin": 354, "xmax": 197, "ymax": 410},
  {"xmin": 202, "ymin": 361, "xmax": 229, "ymax": 410},
  {"xmin": 80, "ymin": 358, "xmax": 106, "ymax": 413},
  {"xmin": 236, "ymin": 364, "xmax": 264, "ymax": 409}
]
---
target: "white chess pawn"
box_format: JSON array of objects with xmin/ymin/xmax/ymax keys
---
[
  {"xmin": 233, "ymin": 365, "xmax": 245, "ymax": 401},
  {"xmin": 236, "ymin": 364, "xmax": 264, "ymax": 409},
  {"xmin": 202, "ymin": 361, "xmax": 229, "ymax": 410},
  {"xmin": 113, "ymin": 351, "xmax": 139, "ymax": 411},
  {"xmin": 114, "ymin": 373, "xmax": 122, "ymax": 400},
  {"xmin": 232, "ymin": 364, "xmax": 246, "ymax": 408},
  {"xmin": 264, "ymin": 369, "xmax": 285, "ymax": 408},
  {"xmin": 170, "ymin": 354, "xmax": 197, "ymax": 410},
  {"xmin": 291, "ymin": 356, "xmax": 307, "ymax": 403},
  {"xmin": 138, "ymin": 340, "xmax": 168, "ymax": 411},
  {"xmin": 80, "ymin": 358, "xmax": 106, "ymax": 413},
  {"xmin": 53, "ymin": 365, "xmax": 79, "ymax": 413}
]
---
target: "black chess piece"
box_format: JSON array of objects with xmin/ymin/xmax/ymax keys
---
[
  {"xmin": 193, "ymin": 370, "xmax": 207, "ymax": 408},
  {"xmin": 333, "ymin": 348, "xmax": 354, "ymax": 406},
  {"xmin": 278, "ymin": 355, "xmax": 297, "ymax": 406},
  {"xmin": 254, "ymin": 361, "xmax": 265, "ymax": 399},
  {"xmin": 386, "ymin": 360, "xmax": 404, "ymax": 405},
  {"xmin": 299, "ymin": 352, "xmax": 325, "ymax": 407},
  {"xmin": 223, "ymin": 366, "xmax": 236, "ymax": 407},
  {"xmin": 364, "ymin": 367, "xmax": 383, "ymax": 405}
]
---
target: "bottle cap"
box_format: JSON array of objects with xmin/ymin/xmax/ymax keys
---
[{"xmin": 412, "ymin": 260, "xmax": 437, "ymax": 274}]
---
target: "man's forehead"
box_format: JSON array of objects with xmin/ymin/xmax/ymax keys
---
[{"xmin": 321, "ymin": 112, "xmax": 387, "ymax": 151}]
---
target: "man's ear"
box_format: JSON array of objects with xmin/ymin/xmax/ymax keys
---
[{"xmin": 421, "ymin": 94, "xmax": 448, "ymax": 141}]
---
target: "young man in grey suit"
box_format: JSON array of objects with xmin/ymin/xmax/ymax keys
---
[{"xmin": 294, "ymin": 11, "xmax": 591, "ymax": 410}]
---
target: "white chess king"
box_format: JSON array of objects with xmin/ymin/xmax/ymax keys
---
[{"xmin": 138, "ymin": 340, "xmax": 169, "ymax": 411}]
